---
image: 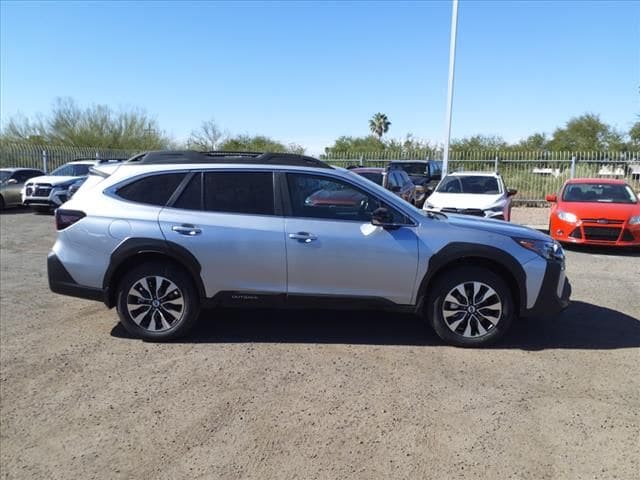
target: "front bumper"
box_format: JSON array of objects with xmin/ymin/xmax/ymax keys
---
[
  {"xmin": 550, "ymin": 218, "xmax": 640, "ymax": 247},
  {"xmin": 522, "ymin": 260, "xmax": 571, "ymax": 318},
  {"xmin": 48, "ymin": 252, "xmax": 106, "ymax": 303},
  {"xmin": 22, "ymin": 187, "xmax": 69, "ymax": 208}
]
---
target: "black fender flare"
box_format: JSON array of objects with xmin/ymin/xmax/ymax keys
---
[
  {"xmin": 103, "ymin": 238, "xmax": 205, "ymax": 307},
  {"xmin": 418, "ymin": 242, "xmax": 528, "ymax": 315}
]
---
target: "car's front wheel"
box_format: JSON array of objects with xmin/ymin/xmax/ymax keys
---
[
  {"xmin": 426, "ymin": 267, "xmax": 514, "ymax": 347},
  {"xmin": 116, "ymin": 262, "xmax": 200, "ymax": 341}
]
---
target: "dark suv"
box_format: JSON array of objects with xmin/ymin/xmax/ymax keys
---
[{"xmin": 388, "ymin": 160, "xmax": 443, "ymax": 207}]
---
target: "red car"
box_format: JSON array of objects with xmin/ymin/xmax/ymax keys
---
[{"xmin": 546, "ymin": 178, "xmax": 640, "ymax": 247}]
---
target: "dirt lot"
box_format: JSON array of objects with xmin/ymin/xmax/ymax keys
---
[{"xmin": 1, "ymin": 208, "xmax": 639, "ymax": 480}]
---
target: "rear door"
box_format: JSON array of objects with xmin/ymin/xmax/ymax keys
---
[
  {"xmin": 158, "ymin": 170, "xmax": 286, "ymax": 299},
  {"xmin": 282, "ymin": 172, "xmax": 419, "ymax": 305}
]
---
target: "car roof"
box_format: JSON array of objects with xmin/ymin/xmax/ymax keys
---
[
  {"xmin": 0, "ymin": 167, "xmax": 42, "ymax": 172},
  {"xmin": 566, "ymin": 178, "xmax": 627, "ymax": 185},
  {"xmin": 447, "ymin": 171, "xmax": 500, "ymax": 177}
]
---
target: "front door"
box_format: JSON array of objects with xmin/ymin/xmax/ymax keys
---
[{"xmin": 283, "ymin": 172, "xmax": 419, "ymax": 305}]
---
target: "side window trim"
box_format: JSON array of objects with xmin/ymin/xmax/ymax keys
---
[{"xmin": 166, "ymin": 172, "xmax": 198, "ymax": 208}]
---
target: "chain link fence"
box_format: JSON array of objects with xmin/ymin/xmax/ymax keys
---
[{"xmin": 323, "ymin": 150, "xmax": 640, "ymax": 204}]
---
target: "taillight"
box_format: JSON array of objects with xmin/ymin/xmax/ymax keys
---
[{"xmin": 55, "ymin": 209, "xmax": 86, "ymax": 230}]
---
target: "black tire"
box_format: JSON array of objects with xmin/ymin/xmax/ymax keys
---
[
  {"xmin": 116, "ymin": 262, "xmax": 200, "ymax": 341},
  {"xmin": 426, "ymin": 266, "xmax": 514, "ymax": 347}
]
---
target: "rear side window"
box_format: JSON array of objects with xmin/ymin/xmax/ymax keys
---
[
  {"xmin": 204, "ymin": 172, "xmax": 274, "ymax": 215},
  {"xmin": 117, "ymin": 173, "xmax": 186, "ymax": 206},
  {"xmin": 173, "ymin": 173, "xmax": 202, "ymax": 210}
]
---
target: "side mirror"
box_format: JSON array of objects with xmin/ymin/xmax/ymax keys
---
[
  {"xmin": 371, "ymin": 207, "xmax": 399, "ymax": 229},
  {"xmin": 545, "ymin": 194, "xmax": 557, "ymax": 203},
  {"xmin": 507, "ymin": 188, "xmax": 517, "ymax": 197},
  {"xmin": 7, "ymin": 178, "xmax": 18, "ymax": 184}
]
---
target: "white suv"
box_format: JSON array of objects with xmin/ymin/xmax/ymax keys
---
[
  {"xmin": 22, "ymin": 159, "xmax": 122, "ymax": 212},
  {"xmin": 424, "ymin": 172, "xmax": 517, "ymax": 221},
  {"xmin": 47, "ymin": 151, "xmax": 570, "ymax": 347}
]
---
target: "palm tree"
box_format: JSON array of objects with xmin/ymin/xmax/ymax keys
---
[{"xmin": 368, "ymin": 113, "xmax": 391, "ymax": 139}]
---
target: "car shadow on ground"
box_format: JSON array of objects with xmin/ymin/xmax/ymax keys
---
[
  {"xmin": 111, "ymin": 301, "xmax": 639, "ymax": 350},
  {"xmin": 0, "ymin": 207, "xmax": 33, "ymax": 215}
]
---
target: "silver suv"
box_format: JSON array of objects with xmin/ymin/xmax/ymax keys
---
[{"xmin": 48, "ymin": 151, "xmax": 571, "ymax": 347}]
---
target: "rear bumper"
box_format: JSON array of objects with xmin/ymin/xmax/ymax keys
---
[
  {"xmin": 48, "ymin": 252, "xmax": 106, "ymax": 303},
  {"xmin": 522, "ymin": 261, "xmax": 571, "ymax": 318}
]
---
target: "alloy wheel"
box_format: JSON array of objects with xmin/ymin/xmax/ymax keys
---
[
  {"xmin": 127, "ymin": 276, "xmax": 185, "ymax": 332},
  {"xmin": 442, "ymin": 281, "xmax": 502, "ymax": 338}
]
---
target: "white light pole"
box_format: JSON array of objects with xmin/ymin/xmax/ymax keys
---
[{"xmin": 442, "ymin": 0, "xmax": 459, "ymax": 176}]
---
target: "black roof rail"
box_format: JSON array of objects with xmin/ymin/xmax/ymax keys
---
[{"xmin": 127, "ymin": 150, "xmax": 333, "ymax": 169}]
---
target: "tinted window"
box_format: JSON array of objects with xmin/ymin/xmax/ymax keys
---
[
  {"xmin": 287, "ymin": 173, "xmax": 404, "ymax": 223},
  {"xmin": 204, "ymin": 172, "xmax": 274, "ymax": 215},
  {"xmin": 173, "ymin": 173, "xmax": 202, "ymax": 210},
  {"xmin": 0, "ymin": 171, "xmax": 12, "ymax": 182},
  {"xmin": 397, "ymin": 170, "xmax": 411, "ymax": 186},
  {"xmin": 562, "ymin": 183, "xmax": 637, "ymax": 204},
  {"xmin": 50, "ymin": 163, "xmax": 91, "ymax": 177},
  {"xmin": 357, "ymin": 172, "xmax": 383, "ymax": 185},
  {"xmin": 117, "ymin": 173, "xmax": 186, "ymax": 206},
  {"xmin": 387, "ymin": 172, "xmax": 400, "ymax": 188}
]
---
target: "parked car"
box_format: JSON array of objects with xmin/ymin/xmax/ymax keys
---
[
  {"xmin": 48, "ymin": 150, "xmax": 570, "ymax": 347},
  {"xmin": 22, "ymin": 158, "xmax": 124, "ymax": 212},
  {"xmin": 546, "ymin": 178, "xmax": 640, "ymax": 247},
  {"xmin": 0, "ymin": 168, "xmax": 44, "ymax": 209},
  {"xmin": 423, "ymin": 172, "xmax": 517, "ymax": 221},
  {"xmin": 351, "ymin": 166, "xmax": 417, "ymax": 205},
  {"xmin": 387, "ymin": 160, "xmax": 443, "ymax": 207}
]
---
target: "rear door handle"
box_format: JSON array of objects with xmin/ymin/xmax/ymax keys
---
[
  {"xmin": 288, "ymin": 232, "xmax": 317, "ymax": 243},
  {"xmin": 172, "ymin": 224, "xmax": 202, "ymax": 236}
]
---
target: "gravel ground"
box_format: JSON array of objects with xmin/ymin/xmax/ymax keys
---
[{"xmin": 1, "ymin": 209, "xmax": 639, "ymax": 480}]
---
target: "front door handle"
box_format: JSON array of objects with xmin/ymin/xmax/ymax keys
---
[
  {"xmin": 288, "ymin": 232, "xmax": 317, "ymax": 243},
  {"xmin": 172, "ymin": 224, "xmax": 202, "ymax": 236}
]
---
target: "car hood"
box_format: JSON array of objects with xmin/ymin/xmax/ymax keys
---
[
  {"xmin": 427, "ymin": 192, "xmax": 504, "ymax": 209},
  {"xmin": 444, "ymin": 213, "xmax": 550, "ymax": 241},
  {"xmin": 557, "ymin": 201, "xmax": 640, "ymax": 220},
  {"xmin": 25, "ymin": 175, "xmax": 83, "ymax": 186}
]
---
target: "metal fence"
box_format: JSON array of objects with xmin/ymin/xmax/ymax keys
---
[
  {"xmin": 0, "ymin": 143, "xmax": 140, "ymax": 172},
  {"xmin": 1, "ymin": 143, "xmax": 638, "ymax": 204},
  {"xmin": 323, "ymin": 150, "xmax": 640, "ymax": 204}
]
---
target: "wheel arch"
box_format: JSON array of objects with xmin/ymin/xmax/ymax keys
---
[
  {"xmin": 418, "ymin": 243, "xmax": 527, "ymax": 315},
  {"xmin": 103, "ymin": 238, "xmax": 205, "ymax": 308}
]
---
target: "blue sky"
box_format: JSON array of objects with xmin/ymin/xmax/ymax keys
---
[{"xmin": 1, "ymin": 0, "xmax": 638, "ymax": 154}]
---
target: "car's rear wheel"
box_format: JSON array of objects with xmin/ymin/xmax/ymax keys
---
[
  {"xmin": 116, "ymin": 262, "xmax": 200, "ymax": 341},
  {"xmin": 426, "ymin": 267, "xmax": 514, "ymax": 347}
]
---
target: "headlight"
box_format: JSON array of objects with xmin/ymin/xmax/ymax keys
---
[
  {"xmin": 514, "ymin": 238, "xmax": 564, "ymax": 261},
  {"xmin": 557, "ymin": 210, "xmax": 578, "ymax": 223},
  {"xmin": 629, "ymin": 215, "xmax": 640, "ymax": 226}
]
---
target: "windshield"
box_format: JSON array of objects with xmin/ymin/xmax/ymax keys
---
[
  {"xmin": 0, "ymin": 171, "xmax": 11, "ymax": 182},
  {"xmin": 356, "ymin": 172, "xmax": 383, "ymax": 185},
  {"xmin": 50, "ymin": 163, "xmax": 91, "ymax": 177},
  {"xmin": 435, "ymin": 175, "xmax": 501, "ymax": 194},
  {"xmin": 562, "ymin": 183, "xmax": 638, "ymax": 204}
]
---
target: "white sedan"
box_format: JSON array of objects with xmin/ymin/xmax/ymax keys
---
[{"xmin": 423, "ymin": 172, "xmax": 517, "ymax": 221}]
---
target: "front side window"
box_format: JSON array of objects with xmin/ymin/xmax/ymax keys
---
[
  {"xmin": 562, "ymin": 183, "xmax": 638, "ymax": 204},
  {"xmin": 203, "ymin": 172, "xmax": 275, "ymax": 215},
  {"xmin": 116, "ymin": 173, "xmax": 187, "ymax": 206},
  {"xmin": 286, "ymin": 173, "xmax": 404, "ymax": 223},
  {"xmin": 436, "ymin": 175, "xmax": 501, "ymax": 194}
]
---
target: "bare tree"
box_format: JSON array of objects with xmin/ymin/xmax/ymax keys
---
[{"xmin": 188, "ymin": 119, "xmax": 224, "ymax": 151}]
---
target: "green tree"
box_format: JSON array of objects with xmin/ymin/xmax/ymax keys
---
[
  {"xmin": 517, "ymin": 133, "xmax": 549, "ymax": 150},
  {"xmin": 450, "ymin": 135, "xmax": 508, "ymax": 151},
  {"xmin": 324, "ymin": 135, "xmax": 386, "ymax": 154},
  {"xmin": 629, "ymin": 122, "xmax": 640, "ymax": 149},
  {"xmin": 218, "ymin": 134, "xmax": 304, "ymax": 154},
  {"xmin": 368, "ymin": 113, "xmax": 391, "ymax": 139},
  {"xmin": 548, "ymin": 113, "xmax": 624, "ymax": 150},
  {"xmin": 1, "ymin": 97, "xmax": 170, "ymax": 149}
]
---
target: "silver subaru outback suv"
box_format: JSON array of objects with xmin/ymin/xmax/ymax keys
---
[{"xmin": 48, "ymin": 151, "xmax": 570, "ymax": 347}]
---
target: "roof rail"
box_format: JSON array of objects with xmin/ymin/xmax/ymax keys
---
[{"xmin": 126, "ymin": 150, "xmax": 333, "ymax": 169}]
